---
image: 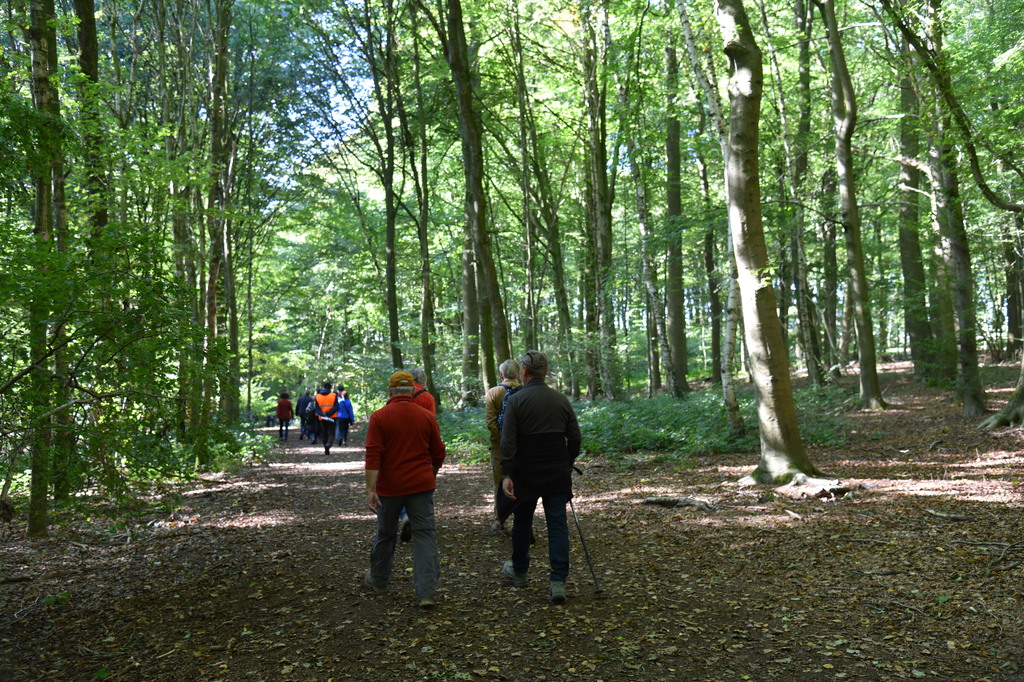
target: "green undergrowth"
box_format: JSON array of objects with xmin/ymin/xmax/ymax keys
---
[
  {"xmin": 439, "ymin": 383, "xmax": 851, "ymax": 466},
  {"xmin": 3, "ymin": 423, "xmax": 274, "ymax": 530}
]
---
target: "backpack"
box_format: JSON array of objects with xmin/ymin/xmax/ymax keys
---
[{"xmin": 496, "ymin": 384, "xmax": 521, "ymax": 435}]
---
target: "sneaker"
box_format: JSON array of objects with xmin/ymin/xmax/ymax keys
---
[
  {"xmin": 364, "ymin": 568, "xmax": 386, "ymax": 595},
  {"xmin": 549, "ymin": 581, "xmax": 567, "ymax": 604},
  {"xmin": 501, "ymin": 560, "xmax": 528, "ymax": 588},
  {"xmin": 418, "ymin": 597, "xmax": 434, "ymax": 609},
  {"xmin": 400, "ymin": 517, "xmax": 412, "ymax": 543}
]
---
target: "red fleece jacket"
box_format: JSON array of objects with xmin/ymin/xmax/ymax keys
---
[{"xmin": 365, "ymin": 395, "xmax": 446, "ymax": 496}]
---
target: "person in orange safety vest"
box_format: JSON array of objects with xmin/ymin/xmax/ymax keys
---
[{"xmin": 314, "ymin": 382, "xmax": 339, "ymax": 455}]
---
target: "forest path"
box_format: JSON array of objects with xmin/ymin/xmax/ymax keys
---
[{"xmin": 3, "ymin": 369, "xmax": 1024, "ymax": 680}]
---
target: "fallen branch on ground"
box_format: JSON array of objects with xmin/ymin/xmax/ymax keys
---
[
  {"xmin": 924, "ymin": 508, "xmax": 970, "ymax": 522},
  {"xmin": 642, "ymin": 496, "xmax": 717, "ymax": 511}
]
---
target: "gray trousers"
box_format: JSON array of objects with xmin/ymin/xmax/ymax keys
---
[{"xmin": 368, "ymin": 490, "xmax": 439, "ymax": 600}]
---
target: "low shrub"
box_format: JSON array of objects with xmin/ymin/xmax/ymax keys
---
[{"xmin": 436, "ymin": 384, "xmax": 851, "ymax": 465}]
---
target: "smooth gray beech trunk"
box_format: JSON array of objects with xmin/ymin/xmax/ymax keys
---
[
  {"xmin": 715, "ymin": 0, "xmax": 820, "ymax": 483},
  {"xmin": 815, "ymin": 0, "xmax": 886, "ymax": 410},
  {"xmin": 420, "ymin": 0, "xmax": 511, "ymax": 377},
  {"xmin": 680, "ymin": 2, "xmax": 742, "ymax": 433}
]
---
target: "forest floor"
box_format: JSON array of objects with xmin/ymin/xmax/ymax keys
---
[{"xmin": 2, "ymin": 362, "xmax": 1024, "ymax": 682}]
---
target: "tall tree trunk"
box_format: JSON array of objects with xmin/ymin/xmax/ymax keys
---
[
  {"xmin": 580, "ymin": 0, "xmax": 619, "ymax": 399},
  {"xmin": 815, "ymin": 0, "xmax": 886, "ymax": 409},
  {"xmin": 715, "ymin": 0, "xmax": 818, "ymax": 483},
  {"xmin": 478, "ymin": 256, "xmax": 497, "ymax": 390},
  {"xmin": 929, "ymin": 122, "xmax": 985, "ymax": 413},
  {"xmin": 618, "ymin": 38, "xmax": 674, "ymax": 397},
  {"xmin": 664, "ymin": 37, "xmax": 689, "ymax": 396},
  {"xmin": 199, "ymin": 0, "xmax": 233, "ymax": 460},
  {"xmin": 896, "ymin": 46, "xmax": 935, "ymax": 378},
  {"xmin": 366, "ymin": 0, "xmax": 404, "ymax": 370},
  {"xmin": 924, "ymin": 0, "xmax": 985, "ymax": 415},
  {"xmin": 404, "ymin": 3, "xmax": 438, "ymax": 402},
  {"xmin": 704, "ymin": 229, "xmax": 724, "ymax": 386},
  {"xmin": 74, "ymin": 0, "xmax": 108, "ymax": 255},
  {"xmin": 681, "ymin": 2, "xmax": 741, "ymax": 431},
  {"xmin": 926, "ymin": 136, "xmax": 960, "ymax": 382},
  {"xmin": 625, "ymin": 119, "xmax": 675, "ymax": 397},
  {"xmin": 792, "ymin": 0, "xmax": 824, "ymax": 386},
  {"xmin": 1005, "ymin": 215, "xmax": 1023, "ymax": 358},
  {"xmin": 442, "ymin": 0, "xmax": 511, "ymax": 365},
  {"xmin": 758, "ymin": 0, "xmax": 823, "ymax": 385},
  {"xmin": 26, "ymin": 0, "xmax": 59, "ymax": 536},
  {"xmin": 505, "ymin": 5, "xmax": 579, "ymax": 392},
  {"xmin": 531, "ymin": 145, "xmax": 578, "ymax": 396},
  {"xmin": 819, "ymin": 169, "xmax": 842, "ymax": 377},
  {"xmin": 511, "ymin": 8, "xmax": 538, "ymax": 354},
  {"xmin": 646, "ymin": 292, "xmax": 660, "ymax": 397},
  {"xmin": 460, "ymin": 240, "xmax": 480, "ymax": 407},
  {"xmin": 582, "ymin": 211, "xmax": 599, "ymax": 400}
]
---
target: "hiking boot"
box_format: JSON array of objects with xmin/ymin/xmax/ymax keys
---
[
  {"xmin": 400, "ymin": 517, "xmax": 412, "ymax": 543},
  {"xmin": 501, "ymin": 561, "xmax": 528, "ymax": 588},
  {"xmin": 364, "ymin": 568, "xmax": 386, "ymax": 595},
  {"xmin": 549, "ymin": 581, "xmax": 567, "ymax": 604},
  {"xmin": 418, "ymin": 596, "xmax": 435, "ymax": 609}
]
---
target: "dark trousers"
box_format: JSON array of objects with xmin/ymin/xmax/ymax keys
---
[
  {"xmin": 335, "ymin": 418, "xmax": 352, "ymax": 444},
  {"xmin": 318, "ymin": 418, "xmax": 334, "ymax": 450},
  {"xmin": 511, "ymin": 491, "xmax": 571, "ymax": 583}
]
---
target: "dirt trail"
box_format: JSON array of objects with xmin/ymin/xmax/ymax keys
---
[{"xmin": 3, "ymin": 375, "xmax": 1024, "ymax": 680}]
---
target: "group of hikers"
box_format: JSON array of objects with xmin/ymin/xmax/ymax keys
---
[
  {"xmin": 362, "ymin": 351, "xmax": 581, "ymax": 609},
  {"xmin": 272, "ymin": 353, "xmax": 582, "ymax": 609},
  {"xmin": 273, "ymin": 383, "xmax": 356, "ymax": 455}
]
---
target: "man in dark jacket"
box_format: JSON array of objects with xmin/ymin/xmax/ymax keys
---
[
  {"xmin": 296, "ymin": 390, "xmax": 313, "ymax": 440},
  {"xmin": 499, "ymin": 350, "xmax": 582, "ymax": 604}
]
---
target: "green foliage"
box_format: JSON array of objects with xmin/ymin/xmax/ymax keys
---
[
  {"xmin": 207, "ymin": 426, "xmax": 275, "ymax": 475},
  {"xmin": 437, "ymin": 408, "xmax": 490, "ymax": 464},
  {"xmin": 43, "ymin": 591, "xmax": 72, "ymax": 606},
  {"xmin": 791, "ymin": 385, "xmax": 855, "ymax": 448},
  {"xmin": 2, "ymin": 0, "xmax": 1017, "ymax": 533},
  {"xmin": 575, "ymin": 392, "xmax": 759, "ymax": 458},
  {"xmin": 437, "ymin": 385, "xmax": 851, "ymax": 465}
]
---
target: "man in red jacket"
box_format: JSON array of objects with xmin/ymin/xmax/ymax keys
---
[{"xmin": 364, "ymin": 371, "xmax": 447, "ymax": 608}]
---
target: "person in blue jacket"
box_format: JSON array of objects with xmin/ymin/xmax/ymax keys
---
[{"xmin": 335, "ymin": 390, "xmax": 356, "ymax": 445}]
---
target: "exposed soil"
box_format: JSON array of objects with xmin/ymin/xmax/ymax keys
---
[{"xmin": 2, "ymin": 363, "xmax": 1024, "ymax": 681}]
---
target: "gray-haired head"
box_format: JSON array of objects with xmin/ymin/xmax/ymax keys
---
[
  {"xmin": 408, "ymin": 366, "xmax": 427, "ymax": 384},
  {"xmin": 519, "ymin": 350, "xmax": 548, "ymax": 378},
  {"xmin": 498, "ymin": 359, "xmax": 521, "ymax": 381}
]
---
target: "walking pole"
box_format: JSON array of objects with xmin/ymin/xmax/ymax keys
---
[{"xmin": 569, "ymin": 497, "xmax": 604, "ymax": 597}]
